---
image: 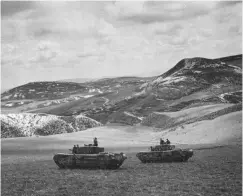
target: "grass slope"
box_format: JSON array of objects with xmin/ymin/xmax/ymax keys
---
[
  {"xmin": 142, "ymin": 103, "xmax": 241, "ymax": 129},
  {"xmin": 2, "ymin": 109, "xmax": 242, "ymax": 195},
  {"xmin": 1, "ymin": 144, "xmax": 242, "ymax": 196}
]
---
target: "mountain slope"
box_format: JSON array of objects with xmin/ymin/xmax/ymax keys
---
[
  {"xmin": 1, "ymin": 81, "xmax": 88, "ymax": 101},
  {"xmin": 141, "ymin": 103, "xmax": 242, "ymax": 129},
  {"xmin": 1, "ymin": 77, "xmax": 154, "ymax": 114},
  {"xmin": 85, "ymin": 56, "xmax": 242, "ymax": 124},
  {"xmin": 1, "ymin": 54, "xmax": 242, "ymax": 138},
  {"xmin": 148, "ymin": 57, "xmax": 241, "ymax": 100},
  {"xmin": 214, "ymin": 54, "xmax": 242, "ymax": 68},
  {"xmin": 24, "ymin": 55, "xmax": 241, "ymax": 126}
]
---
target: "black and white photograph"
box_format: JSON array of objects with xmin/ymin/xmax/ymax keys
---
[{"xmin": 1, "ymin": 1, "xmax": 242, "ymax": 195}]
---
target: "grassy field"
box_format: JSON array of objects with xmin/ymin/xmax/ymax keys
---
[{"xmin": 1, "ymin": 143, "xmax": 242, "ymax": 196}]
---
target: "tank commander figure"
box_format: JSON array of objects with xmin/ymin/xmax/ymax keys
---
[
  {"xmin": 160, "ymin": 138, "xmax": 165, "ymax": 145},
  {"xmin": 72, "ymin": 145, "xmax": 77, "ymax": 154},
  {"xmin": 166, "ymin": 139, "xmax": 171, "ymax": 144},
  {"xmin": 93, "ymin": 137, "xmax": 98, "ymax": 147},
  {"xmin": 76, "ymin": 145, "xmax": 79, "ymax": 153}
]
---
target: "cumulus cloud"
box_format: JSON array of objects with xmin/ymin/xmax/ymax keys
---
[
  {"xmin": 1, "ymin": 1, "xmax": 34, "ymax": 17},
  {"xmin": 150, "ymin": 23, "xmax": 183, "ymax": 35},
  {"xmin": 228, "ymin": 25, "xmax": 242, "ymax": 36},
  {"xmin": 216, "ymin": 1, "xmax": 242, "ymax": 8},
  {"xmin": 77, "ymin": 53, "xmax": 97, "ymax": 58},
  {"xmin": 30, "ymin": 41, "xmax": 59, "ymax": 63},
  {"xmin": 105, "ymin": 1, "xmax": 219, "ymax": 24}
]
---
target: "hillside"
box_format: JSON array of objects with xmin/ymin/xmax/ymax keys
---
[
  {"xmin": 148, "ymin": 57, "xmax": 241, "ymax": 99},
  {"xmin": 1, "ymin": 54, "xmax": 242, "ymax": 138},
  {"xmin": 0, "ymin": 113, "xmax": 102, "ymax": 138},
  {"xmin": 84, "ymin": 56, "xmax": 242, "ymax": 125},
  {"xmin": 1, "ymin": 81, "xmax": 88, "ymax": 101},
  {"xmin": 58, "ymin": 78, "xmax": 95, "ymax": 83},
  {"xmin": 141, "ymin": 103, "xmax": 242, "ymax": 129},
  {"xmin": 1, "ymin": 77, "xmax": 154, "ymax": 114},
  {"xmin": 214, "ymin": 54, "xmax": 242, "ymax": 68},
  {"xmin": 2, "ymin": 109, "xmax": 240, "ymax": 148}
]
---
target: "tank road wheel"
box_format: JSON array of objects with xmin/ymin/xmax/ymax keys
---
[
  {"xmin": 108, "ymin": 160, "xmax": 120, "ymax": 170},
  {"xmin": 182, "ymin": 157, "xmax": 186, "ymax": 162},
  {"xmin": 56, "ymin": 163, "xmax": 66, "ymax": 169},
  {"xmin": 99, "ymin": 165, "xmax": 107, "ymax": 169}
]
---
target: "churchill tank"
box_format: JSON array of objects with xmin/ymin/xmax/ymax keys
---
[
  {"xmin": 53, "ymin": 145, "xmax": 127, "ymax": 169},
  {"xmin": 136, "ymin": 144, "xmax": 193, "ymax": 163}
]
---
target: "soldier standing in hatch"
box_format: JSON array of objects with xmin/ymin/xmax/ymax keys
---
[
  {"xmin": 72, "ymin": 145, "xmax": 77, "ymax": 154},
  {"xmin": 93, "ymin": 137, "xmax": 98, "ymax": 146},
  {"xmin": 166, "ymin": 139, "xmax": 171, "ymax": 144},
  {"xmin": 76, "ymin": 145, "xmax": 79, "ymax": 153},
  {"xmin": 160, "ymin": 138, "xmax": 165, "ymax": 145}
]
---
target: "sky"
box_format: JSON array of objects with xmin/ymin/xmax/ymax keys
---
[{"xmin": 1, "ymin": 1, "xmax": 242, "ymax": 90}]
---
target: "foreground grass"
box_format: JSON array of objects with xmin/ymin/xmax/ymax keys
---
[{"xmin": 1, "ymin": 145, "xmax": 242, "ymax": 196}]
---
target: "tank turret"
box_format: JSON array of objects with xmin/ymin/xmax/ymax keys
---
[
  {"xmin": 150, "ymin": 144, "xmax": 175, "ymax": 151},
  {"xmin": 73, "ymin": 146, "xmax": 105, "ymax": 154}
]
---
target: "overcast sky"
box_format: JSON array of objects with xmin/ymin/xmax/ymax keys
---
[{"xmin": 1, "ymin": 1, "xmax": 242, "ymax": 90}]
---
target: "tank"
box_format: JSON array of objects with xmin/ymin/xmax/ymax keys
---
[
  {"xmin": 53, "ymin": 146, "xmax": 127, "ymax": 169},
  {"xmin": 136, "ymin": 144, "xmax": 193, "ymax": 163}
]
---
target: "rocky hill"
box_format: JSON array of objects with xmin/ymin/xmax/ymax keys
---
[
  {"xmin": 1, "ymin": 113, "xmax": 102, "ymax": 138},
  {"xmin": 83, "ymin": 56, "xmax": 242, "ymax": 125},
  {"xmin": 1, "ymin": 81, "xmax": 88, "ymax": 101},
  {"xmin": 1, "ymin": 77, "xmax": 153, "ymax": 114},
  {"xmin": 214, "ymin": 54, "xmax": 242, "ymax": 68},
  {"xmin": 147, "ymin": 57, "xmax": 241, "ymax": 100}
]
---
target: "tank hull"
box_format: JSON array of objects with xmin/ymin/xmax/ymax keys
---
[
  {"xmin": 136, "ymin": 149, "xmax": 193, "ymax": 163},
  {"xmin": 53, "ymin": 152, "xmax": 127, "ymax": 169}
]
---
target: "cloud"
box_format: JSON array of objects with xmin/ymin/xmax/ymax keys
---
[
  {"xmin": 32, "ymin": 28, "xmax": 54, "ymax": 38},
  {"xmin": 2, "ymin": 2, "xmax": 116, "ymax": 43},
  {"xmin": 150, "ymin": 23, "xmax": 183, "ymax": 35},
  {"xmin": 30, "ymin": 51, "xmax": 58, "ymax": 63},
  {"xmin": 77, "ymin": 53, "xmax": 99, "ymax": 58},
  {"xmin": 1, "ymin": 2, "xmax": 119, "ymax": 67},
  {"xmin": 28, "ymin": 41, "xmax": 63, "ymax": 66},
  {"xmin": 105, "ymin": 1, "xmax": 242, "ymax": 25},
  {"xmin": 228, "ymin": 25, "xmax": 242, "ymax": 36},
  {"xmin": 216, "ymin": 1, "xmax": 242, "ymax": 8},
  {"xmin": 1, "ymin": 43, "xmax": 24, "ymax": 68},
  {"xmin": 97, "ymin": 18, "xmax": 118, "ymax": 37},
  {"xmin": 1, "ymin": 1, "xmax": 34, "ymax": 17},
  {"xmin": 147, "ymin": 20, "xmax": 214, "ymax": 48},
  {"xmin": 1, "ymin": 1, "xmax": 242, "ymax": 90},
  {"xmin": 105, "ymin": 1, "xmax": 219, "ymax": 24}
]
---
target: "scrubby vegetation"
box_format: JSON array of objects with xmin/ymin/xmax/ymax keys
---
[{"xmin": 0, "ymin": 113, "xmax": 102, "ymax": 138}]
